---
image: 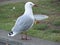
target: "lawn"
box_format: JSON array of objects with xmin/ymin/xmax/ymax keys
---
[{"xmin": 0, "ymin": 0, "xmax": 60, "ymax": 42}]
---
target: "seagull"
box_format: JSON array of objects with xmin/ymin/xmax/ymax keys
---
[{"xmin": 8, "ymin": 2, "xmax": 37, "ymax": 40}]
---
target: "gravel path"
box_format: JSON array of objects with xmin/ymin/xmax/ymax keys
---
[{"xmin": 0, "ymin": 30, "xmax": 60, "ymax": 45}]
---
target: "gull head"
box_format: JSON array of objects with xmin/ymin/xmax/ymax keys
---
[{"xmin": 25, "ymin": 2, "xmax": 37, "ymax": 9}]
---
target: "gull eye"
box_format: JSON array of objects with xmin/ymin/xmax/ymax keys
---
[{"xmin": 30, "ymin": 4, "xmax": 32, "ymax": 5}]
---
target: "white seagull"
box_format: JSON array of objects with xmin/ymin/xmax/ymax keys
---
[{"xmin": 8, "ymin": 2, "xmax": 37, "ymax": 40}]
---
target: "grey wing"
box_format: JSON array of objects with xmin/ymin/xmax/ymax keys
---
[{"xmin": 12, "ymin": 15, "xmax": 33, "ymax": 33}]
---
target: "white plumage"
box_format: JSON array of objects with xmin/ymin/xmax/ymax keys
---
[
  {"xmin": 8, "ymin": 2, "xmax": 48, "ymax": 38},
  {"xmin": 8, "ymin": 2, "xmax": 35, "ymax": 37}
]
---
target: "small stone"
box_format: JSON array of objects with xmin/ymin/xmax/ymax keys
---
[{"xmin": 13, "ymin": 7, "xmax": 15, "ymax": 10}]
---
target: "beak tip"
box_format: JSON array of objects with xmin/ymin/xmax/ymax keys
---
[{"xmin": 34, "ymin": 4, "xmax": 38, "ymax": 7}]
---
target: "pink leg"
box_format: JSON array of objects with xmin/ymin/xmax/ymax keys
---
[{"xmin": 21, "ymin": 32, "xmax": 31, "ymax": 40}]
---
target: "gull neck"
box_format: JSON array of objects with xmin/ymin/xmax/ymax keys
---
[{"xmin": 24, "ymin": 7, "xmax": 33, "ymax": 15}]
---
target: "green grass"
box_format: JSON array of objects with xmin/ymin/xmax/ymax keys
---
[
  {"xmin": 0, "ymin": 0, "xmax": 60, "ymax": 42},
  {"xmin": 52, "ymin": 20, "xmax": 60, "ymax": 26},
  {"xmin": 27, "ymin": 29, "xmax": 60, "ymax": 42},
  {"xmin": 0, "ymin": 2, "xmax": 25, "ymax": 31},
  {"xmin": 0, "ymin": 19, "xmax": 14, "ymax": 31},
  {"xmin": 33, "ymin": 24, "xmax": 48, "ymax": 30}
]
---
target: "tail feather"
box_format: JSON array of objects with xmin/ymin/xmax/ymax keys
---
[
  {"xmin": 9, "ymin": 31, "xmax": 13, "ymax": 35},
  {"xmin": 8, "ymin": 31, "xmax": 16, "ymax": 37}
]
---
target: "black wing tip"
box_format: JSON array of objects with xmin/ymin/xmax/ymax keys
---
[{"xmin": 8, "ymin": 31, "xmax": 13, "ymax": 35}]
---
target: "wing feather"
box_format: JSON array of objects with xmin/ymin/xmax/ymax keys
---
[{"xmin": 12, "ymin": 15, "xmax": 34, "ymax": 33}]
